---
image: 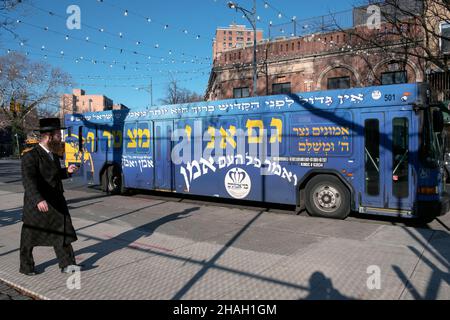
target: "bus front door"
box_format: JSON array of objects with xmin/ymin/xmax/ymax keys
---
[
  {"xmin": 154, "ymin": 121, "xmax": 173, "ymax": 191},
  {"xmin": 386, "ymin": 112, "xmax": 413, "ymax": 211},
  {"xmin": 361, "ymin": 112, "xmax": 414, "ymax": 213}
]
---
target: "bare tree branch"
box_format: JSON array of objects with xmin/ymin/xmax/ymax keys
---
[{"xmin": 0, "ymin": 52, "xmax": 73, "ymax": 134}]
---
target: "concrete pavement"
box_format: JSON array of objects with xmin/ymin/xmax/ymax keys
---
[{"xmin": 0, "ymin": 160, "xmax": 449, "ymax": 300}]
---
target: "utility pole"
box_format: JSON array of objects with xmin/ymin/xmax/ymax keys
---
[
  {"xmin": 150, "ymin": 77, "xmax": 153, "ymax": 108},
  {"xmin": 14, "ymin": 133, "xmax": 20, "ymax": 158},
  {"xmin": 228, "ymin": 0, "xmax": 258, "ymax": 97}
]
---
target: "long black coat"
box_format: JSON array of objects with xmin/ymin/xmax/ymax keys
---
[{"xmin": 21, "ymin": 145, "xmax": 77, "ymax": 247}]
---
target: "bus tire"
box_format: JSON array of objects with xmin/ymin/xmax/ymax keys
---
[
  {"xmin": 105, "ymin": 165, "xmax": 125, "ymax": 195},
  {"xmin": 101, "ymin": 168, "xmax": 108, "ymax": 192},
  {"xmin": 305, "ymin": 175, "xmax": 350, "ymax": 219}
]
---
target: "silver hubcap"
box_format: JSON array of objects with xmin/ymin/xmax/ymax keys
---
[
  {"xmin": 109, "ymin": 176, "xmax": 120, "ymax": 190},
  {"xmin": 313, "ymin": 185, "xmax": 341, "ymax": 213}
]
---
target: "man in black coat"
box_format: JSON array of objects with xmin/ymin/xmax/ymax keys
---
[{"xmin": 20, "ymin": 118, "xmax": 80, "ymax": 276}]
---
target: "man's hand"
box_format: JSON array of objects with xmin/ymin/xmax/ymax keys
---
[
  {"xmin": 68, "ymin": 164, "xmax": 79, "ymax": 174},
  {"xmin": 37, "ymin": 200, "xmax": 49, "ymax": 213}
]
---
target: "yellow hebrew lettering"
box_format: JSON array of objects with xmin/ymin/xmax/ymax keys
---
[
  {"xmin": 270, "ymin": 118, "xmax": 282, "ymax": 143},
  {"xmin": 103, "ymin": 131, "xmax": 113, "ymax": 148},
  {"xmin": 339, "ymin": 141, "xmax": 350, "ymax": 152},
  {"xmin": 127, "ymin": 129, "xmax": 137, "ymax": 148},
  {"xmin": 86, "ymin": 132, "xmax": 95, "ymax": 152},
  {"xmin": 246, "ymin": 119, "xmax": 263, "ymax": 144},
  {"xmin": 206, "ymin": 126, "xmax": 215, "ymax": 149},
  {"xmin": 220, "ymin": 125, "xmax": 237, "ymax": 149},
  {"xmin": 185, "ymin": 125, "xmax": 192, "ymax": 142},
  {"xmin": 141, "ymin": 128, "xmax": 150, "ymax": 148}
]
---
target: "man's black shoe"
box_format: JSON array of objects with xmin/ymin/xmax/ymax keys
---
[{"xmin": 19, "ymin": 269, "xmax": 38, "ymax": 276}]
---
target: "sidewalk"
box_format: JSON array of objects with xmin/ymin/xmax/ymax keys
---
[{"xmin": 0, "ymin": 185, "xmax": 449, "ymax": 300}]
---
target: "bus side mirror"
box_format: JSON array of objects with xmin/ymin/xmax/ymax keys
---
[{"xmin": 433, "ymin": 109, "xmax": 444, "ymax": 133}]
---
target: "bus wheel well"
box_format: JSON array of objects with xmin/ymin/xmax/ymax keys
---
[
  {"xmin": 297, "ymin": 171, "xmax": 354, "ymax": 212},
  {"xmin": 99, "ymin": 163, "xmax": 121, "ymax": 192}
]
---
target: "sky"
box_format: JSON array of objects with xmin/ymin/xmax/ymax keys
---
[{"xmin": 1, "ymin": 0, "xmax": 359, "ymax": 111}]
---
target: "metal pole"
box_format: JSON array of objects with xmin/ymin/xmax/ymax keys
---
[
  {"xmin": 15, "ymin": 133, "xmax": 20, "ymax": 158},
  {"xmin": 252, "ymin": 0, "xmax": 257, "ymax": 97},
  {"xmin": 150, "ymin": 78, "xmax": 153, "ymax": 107}
]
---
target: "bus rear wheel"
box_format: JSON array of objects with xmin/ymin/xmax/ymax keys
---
[
  {"xmin": 102, "ymin": 165, "xmax": 125, "ymax": 195},
  {"xmin": 305, "ymin": 175, "xmax": 350, "ymax": 219}
]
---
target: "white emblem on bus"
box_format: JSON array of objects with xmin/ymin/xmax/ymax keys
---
[
  {"xmin": 372, "ymin": 90, "xmax": 382, "ymax": 100},
  {"xmin": 225, "ymin": 168, "xmax": 251, "ymax": 199}
]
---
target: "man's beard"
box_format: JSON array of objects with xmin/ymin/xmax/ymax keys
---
[{"xmin": 48, "ymin": 138, "xmax": 61, "ymax": 154}]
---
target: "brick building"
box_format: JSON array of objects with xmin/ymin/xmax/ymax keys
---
[
  {"xmin": 213, "ymin": 23, "xmax": 264, "ymax": 60},
  {"xmin": 61, "ymin": 89, "xmax": 114, "ymax": 114},
  {"xmin": 205, "ymin": 0, "xmax": 446, "ymax": 101}
]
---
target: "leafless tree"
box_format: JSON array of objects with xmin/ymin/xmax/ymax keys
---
[
  {"xmin": 159, "ymin": 77, "xmax": 204, "ymax": 105},
  {"xmin": 0, "ymin": 52, "xmax": 72, "ymax": 139}
]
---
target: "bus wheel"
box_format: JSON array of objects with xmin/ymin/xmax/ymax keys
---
[
  {"xmin": 305, "ymin": 175, "xmax": 350, "ymax": 219},
  {"xmin": 104, "ymin": 165, "xmax": 123, "ymax": 195}
]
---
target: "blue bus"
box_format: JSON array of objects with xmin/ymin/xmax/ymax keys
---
[{"xmin": 64, "ymin": 83, "xmax": 449, "ymax": 222}]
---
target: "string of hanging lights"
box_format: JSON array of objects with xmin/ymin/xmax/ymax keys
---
[{"xmin": 22, "ymin": 1, "xmax": 211, "ymax": 62}]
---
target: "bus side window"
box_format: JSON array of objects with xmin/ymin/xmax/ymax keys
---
[
  {"xmin": 78, "ymin": 126, "xmax": 83, "ymax": 152},
  {"xmin": 392, "ymin": 117, "xmax": 409, "ymax": 198},
  {"xmin": 364, "ymin": 119, "xmax": 380, "ymax": 196}
]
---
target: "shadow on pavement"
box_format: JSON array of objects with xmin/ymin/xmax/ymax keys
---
[
  {"xmin": 0, "ymin": 208, "xmax": 22, "ymax": 227},
  {"xmin": 392, "ymin": 227, "xmax": 450, "ymax": 300},
  {"xmin": 303, "ymin": 272, "xmax": 354, "ymax": 300},
  {"xmin": 36, "ymin": 207, "xmax": 199, "ymax": 272}
]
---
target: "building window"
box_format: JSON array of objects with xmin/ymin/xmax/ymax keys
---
[
  {"xmin": 272, "ymin": 82, "xmax": 291, "ymax": 94},
  {"xmin": 441, "ymin": 22, "xmax": 450, "ymax": 53},
  {"xmin": 327, "ymin": 76, "xmax": 350, "ymax": 89},
  {"xmin": 381, "ymin": 71, "xmax": 407, "ymax": 85},
  {"xmin": 233, "ymin": 87, "xmax": 250, "ymax": 98}
]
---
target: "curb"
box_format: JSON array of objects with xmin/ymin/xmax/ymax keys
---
[{"xmin": 0, "ymin": 276, "xmax": 49, "ymax": 300}]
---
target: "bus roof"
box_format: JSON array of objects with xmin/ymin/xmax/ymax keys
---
[{"xmin": 65, "ymin": 83, "xmax": 427, "ymax": 124}]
